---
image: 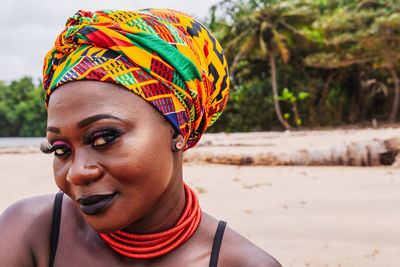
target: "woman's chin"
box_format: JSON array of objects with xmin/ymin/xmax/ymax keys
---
[{"xmin": 81, "ymin": 210, "xmax": 142, "ymax": 234}]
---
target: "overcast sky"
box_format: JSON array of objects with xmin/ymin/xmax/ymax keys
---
[{"xmin": 0, "ymin": 0, "xmax": 221, "ymax": 83}]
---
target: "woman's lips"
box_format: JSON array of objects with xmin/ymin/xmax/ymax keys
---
[{"xmin": 76, "ymin": 193, "xmax": 117, "ymax": 216}]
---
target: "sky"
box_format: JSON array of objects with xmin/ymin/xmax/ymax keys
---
[{"xmin": 0, "ymin": 0, "xmax": 221, "ymax": 83}]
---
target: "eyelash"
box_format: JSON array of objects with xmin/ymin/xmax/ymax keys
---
[
  {"xmin": 40, "ymin": 142, "xmax": 71, "ymax": 157},
  {"xmin": 41, "ymin": 129, "xmax": 121, "ymax": 157}
]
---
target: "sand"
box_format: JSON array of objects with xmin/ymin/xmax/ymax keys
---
[
  {"xmin": 1, "ymin": 129, "xmax": 399, "ymax": 266},
  {"xmin": 190, "ymin": 127, "xmax": 400, "ymax": 155},
  {"xmin": 185, "ymin": 164, "xmax": 400, "ymax": 267}
]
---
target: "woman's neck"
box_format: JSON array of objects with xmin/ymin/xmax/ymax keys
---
[{"xmin": 123, "ymin": 168, "xmax": 186, "ymax": 234}]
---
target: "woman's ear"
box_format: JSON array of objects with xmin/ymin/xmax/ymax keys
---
[{"xmin": 171, "ymin": 134, "xmax": 185, "ymax": 152}]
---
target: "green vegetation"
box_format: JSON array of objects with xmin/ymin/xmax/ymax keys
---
[
  {"xmin": 1, "ymin": 0, "xmax": 399, "ymax": 136},
  {"xmin": 208, "ymin": 0, "xmax": 400, "ymax": 132},
  {"xmin": 0, "ymin": 78, "xmax": 46, "ymax": 137}
]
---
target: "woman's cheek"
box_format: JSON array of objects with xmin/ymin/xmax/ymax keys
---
[
  {"xmin": 53, "ymin": 158, "xmax": 70, "ymax": 193},
  {"xmin": 110, "ymin": 158, "xmax": 144, "ymax": 184}
]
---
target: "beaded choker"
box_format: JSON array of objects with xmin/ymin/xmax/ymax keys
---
[{"xmin": 99, "ymin": 183, "xmax": 201, "ymax": 259}]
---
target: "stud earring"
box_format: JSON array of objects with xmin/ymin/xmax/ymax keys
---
[{"xmin": 175, "ymin": 141, "xmax": 184, "ymax": 150}]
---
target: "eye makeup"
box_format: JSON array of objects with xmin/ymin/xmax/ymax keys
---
[
  {"xmin": 82, "ymin": 126, "xmax": 123, "ymax": 148},
  {"xmin": 40, "ymin": 140, "xmax": 73, "ymax": 156},
  {"xmin": 40, "ymin": 126, "xmax": 124, "ymax": 155}
]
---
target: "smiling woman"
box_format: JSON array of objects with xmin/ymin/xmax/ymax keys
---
[{"xmin": 0, "ymin": 9, "xmax": 280, "ymax": 266}]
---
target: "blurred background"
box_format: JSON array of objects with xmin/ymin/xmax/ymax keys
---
[
  {"xmin": 0, "ymin": 0, "xmax": 399, "ymax": 266},
  {"xmin": 1, "ymin": 0, "xmax": 400, "ymax": 134}
]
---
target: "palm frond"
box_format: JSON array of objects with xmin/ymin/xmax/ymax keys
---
[
  {"xmin": 272, "ymin": 29, "xmax": 290, "ymax": 63},
  {"xmin": 231, "ymin": 34, "xmax": 259, "ymax": 75}
]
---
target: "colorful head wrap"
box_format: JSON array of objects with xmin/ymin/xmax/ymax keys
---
[{"xmin": 43, "ymin": 9, "xmax": 229, "ymax": 149}]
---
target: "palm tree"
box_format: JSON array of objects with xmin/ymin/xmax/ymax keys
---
[
  {"xmin": 303, "ymin": 0, "xmax": 400, "ymax": 122},
  {"xmin": 221, "ymin": 0, "xmax": 315, "ymax": 130}
]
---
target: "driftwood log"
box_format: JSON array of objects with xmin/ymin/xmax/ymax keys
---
[{"xmin": 184, "ymin": 136, "xmax": 400, "ymax": 167}]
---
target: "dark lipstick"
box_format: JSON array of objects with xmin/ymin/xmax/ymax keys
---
[{"xmin": 76, "ymin": 193, "xmax": 116, "ymax": 215}]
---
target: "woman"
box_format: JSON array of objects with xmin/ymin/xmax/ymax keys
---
[{"xmin": 0, "ymin": 9, "xmax": 281, "ymax": 266}]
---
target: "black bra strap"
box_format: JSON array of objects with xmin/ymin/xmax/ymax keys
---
[
  {"xmin": 209, "ymin": 220, "xmax": 227, "ymax": 267},
  {"xmin": 49, "ymin": 191, "xmax": 64, "ymax": 267}
]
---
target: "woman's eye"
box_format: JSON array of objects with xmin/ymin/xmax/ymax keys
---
[
  {"xmin": 40, "ymin": 141, "xmax": 72, "ymax": 157},
  {"xmin": 92, "ymin": 132, "xmax": 117, "ymax": 147},
  {"xmin": 54, "ymin": 146, "xmax": 72, "ymax": 157}
]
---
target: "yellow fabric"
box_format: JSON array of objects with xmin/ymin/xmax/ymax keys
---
[{"xmin": 43, "ymin": 9, "xmax": 229, "ymax": 149}]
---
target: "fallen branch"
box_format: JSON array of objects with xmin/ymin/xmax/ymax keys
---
[{"xmin": 184, "ymin": 136, "xmax": 400, "ymax": 166}]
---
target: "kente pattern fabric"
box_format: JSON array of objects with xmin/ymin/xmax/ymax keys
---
[{"xmin": 43, "ymin": 9, "xmax": 229, "ymax": 149}]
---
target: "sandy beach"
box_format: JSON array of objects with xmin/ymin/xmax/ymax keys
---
[{"xmin": 1, "ymin": 129, "xmax": 399, "ymax": 266}]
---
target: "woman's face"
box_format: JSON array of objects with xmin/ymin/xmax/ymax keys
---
[{"xmin": 46, "ymin": 80, "xmax": 179, "ymax": 233}]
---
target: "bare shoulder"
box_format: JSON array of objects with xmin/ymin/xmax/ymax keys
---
[
  {"xmin": 0, "ymin": 194, "xmax": 56, "ymax": 232},
  {"xmin": 0, "ymin": 194, "xmax": 56, "ymax": 266},
  {"xmin": 219, "ymin": 225, "xmax": 282, "ymax": 267}
]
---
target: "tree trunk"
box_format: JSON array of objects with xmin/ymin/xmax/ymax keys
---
[
  {"xmin": 292, "ymin": 102, "xmax": 301, "ymax": 129},
  {"xmin": 318, "ymin": 71, "xmax": 336, "ymax": 110},
  {"xmin": 269, "ymin": 52, "xmax": 291, "ymax": 130},
  {"xmin": 383, "ymin": 40, "xmax": 400, "ymax": 122},
  {"xmin": 388, "ymin": 65, "xmax": 400, "ymax": 122}
]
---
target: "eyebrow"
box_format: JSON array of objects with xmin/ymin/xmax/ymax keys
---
[
  {"xmin": 45, "ymin": 114, "xmax": 124, "ymax": 133},
  {"xmin": 77, "ymin": 114, "xmax": 124, "ymax": 129},
  {"xmin": 45, "ymin": 126, "xmax": 60, "ymax": 134}
]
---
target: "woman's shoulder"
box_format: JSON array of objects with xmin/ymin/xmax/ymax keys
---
[
  {"xmin": 219, "ymin": 225, "xmax": 282, "ymax": 267},
  {"xmin": 0, "ymin": 194, "xmax": 57, "ymax": 266},
  {"xmin": 0, "ymin": 194, "xmax": 56, "ymax": 229},
  {"xmin": 201, "ymin": 213, "xmax": 281, "ymax": 267}
]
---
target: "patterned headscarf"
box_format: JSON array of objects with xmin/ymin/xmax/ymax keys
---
[{"xmin": 43, "ymin": 9, "xmax": 229, "ymax": 149}]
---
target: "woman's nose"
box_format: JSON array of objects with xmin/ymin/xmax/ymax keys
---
[{"xmin": 66, "ymin": 151, "xmax": 102, "ymax": 185}]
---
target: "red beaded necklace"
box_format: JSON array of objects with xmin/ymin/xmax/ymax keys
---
[{"xmin": 99, "ymin": 183, "xmax": 202, "ymax": 259}]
